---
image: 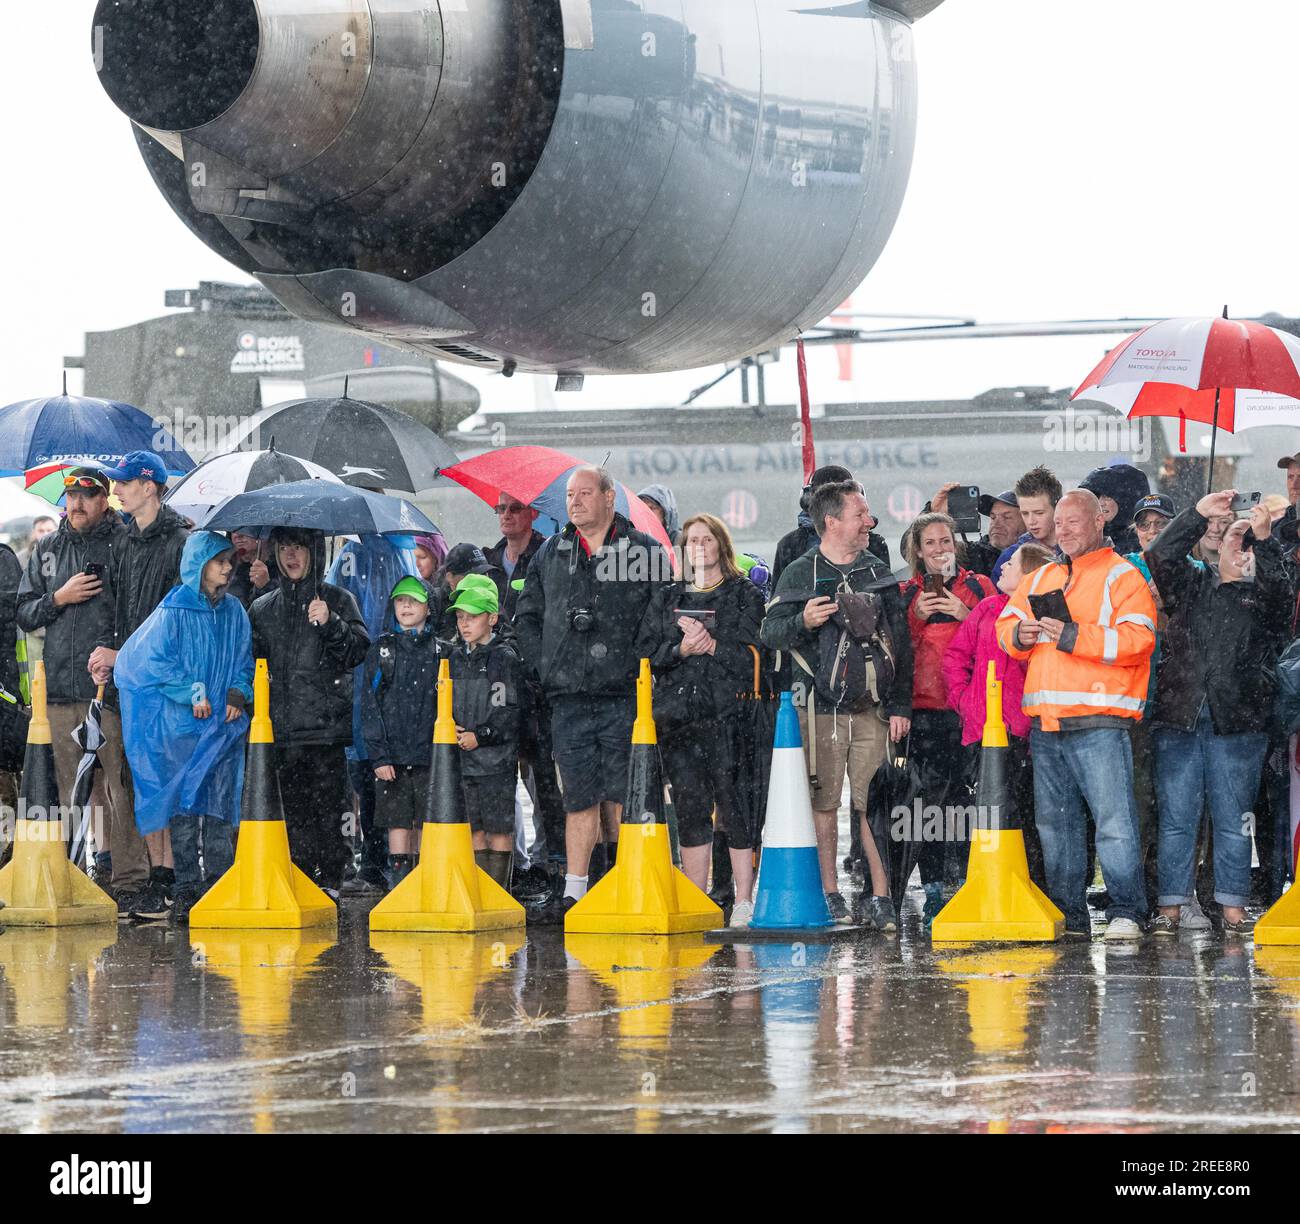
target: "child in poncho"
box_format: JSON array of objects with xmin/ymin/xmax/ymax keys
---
[{"xmin": 115, "ymin": 532, "xmax": 253, "ymax": 923}]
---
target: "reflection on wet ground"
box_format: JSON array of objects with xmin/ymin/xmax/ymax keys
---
[{"xmin": 2, "ymin": 899, "xmax": 1299, "ymax": 1133}]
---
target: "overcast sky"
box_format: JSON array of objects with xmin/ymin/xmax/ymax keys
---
[{"xmin": 4, "ymin": 1, "xmax": 1298, "ymax": 413}]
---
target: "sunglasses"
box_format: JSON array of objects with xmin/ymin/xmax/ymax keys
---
[
  {"xmin": 63, "ymin": 476, "xmax": 107, "ymax": 493},
  {"xmin": 496, "ymin": 503, "xmax": 527, "ymax": 515}
]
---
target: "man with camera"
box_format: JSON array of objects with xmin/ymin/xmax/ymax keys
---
[
  {"xmin": 514, "ymin": 466, "xmax": 669, "ymax": 921},
  {"xmin": 15, "ymin": 468, "xmax": 146, "ymax": 907},
  {"xmin": 761, "ymin": 481, "xmax": 913, "ymax": 924},
  {"xmin": 996, "ymin": 489, "xmax": 1156, "ymax": 940}
]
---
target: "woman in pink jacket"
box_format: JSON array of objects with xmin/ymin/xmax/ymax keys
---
[{"xmin": 942, "ymin": 542, "xmax": 1054, "ymax": 887}]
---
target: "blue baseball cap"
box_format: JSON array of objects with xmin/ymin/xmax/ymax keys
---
[{"xmin": 102, "ymin": 450, "xmax": 169, "ymax": 485}]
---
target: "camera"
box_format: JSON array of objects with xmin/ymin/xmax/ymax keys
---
[{"xmin": 569, "ymin": 607, "xmax": 596, "ymax": 634}]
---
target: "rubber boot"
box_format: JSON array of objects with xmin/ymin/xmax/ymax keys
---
[
  {"xmin": 474, "ymin": 850, "xmax": 492, "ymax": 877},
  {"xmin": 487, "ymin": 850, "xmax": 514, "ymax": 892},
  {"xmin": 387, "ymin": 854, "xmax": 413, "ymax": 890}
]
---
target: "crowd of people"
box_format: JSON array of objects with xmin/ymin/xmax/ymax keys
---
[{"xmin": 2, "ymin": 443, "xmax": 1299, "ymax": 941}]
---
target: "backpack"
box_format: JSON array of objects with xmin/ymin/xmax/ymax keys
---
[{"xmin": 790, "ymin": 557, "xmax": 897, "ymax": 715}]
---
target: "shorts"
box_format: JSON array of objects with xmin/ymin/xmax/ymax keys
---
[
  {"xmin": 374, "ymin": 765, "xmax": 429, "ymax": 830},
  {"xmin": 797, "ymin": 707, "xmax": 887, "ymax": 814},
  {"xmin": 463, "ymin": 772, "xmax": 518, "ymax": 837},
  {"xmin": 549, "ymin": 694, "xmax": 635, "ymax": 813}
]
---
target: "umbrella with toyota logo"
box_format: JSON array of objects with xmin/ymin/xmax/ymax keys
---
[
  {"xmin": 1073, "ymin": 309, "xmax": 1300, "ymax": 492},
  {"xmin": 164, "ymin": 443, "xmax": 344, "ymax": 522},
  {"xmin": 221, "ymin": 386, "xmax": 460, "ymax": 493}
]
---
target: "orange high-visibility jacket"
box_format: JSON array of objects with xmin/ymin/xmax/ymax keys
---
[{"xmin": 995, "ymin": 546, "xmax": 1156, "ymax": 732}]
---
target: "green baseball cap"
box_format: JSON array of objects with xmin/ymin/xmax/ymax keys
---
[
  {"xmin": 449, "ymin": 577, "xmax": 499, "ymax": 616},
  {"xmin": 390, "ymin": 576, "xmax": 429, "ymax": 604}
]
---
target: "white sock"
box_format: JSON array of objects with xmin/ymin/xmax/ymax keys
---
[{"xmin": 563, "ymin": 874, "xmax": 588, "ymax": 902}]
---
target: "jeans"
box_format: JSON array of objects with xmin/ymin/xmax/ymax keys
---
[
  {"xmin": 1030, "ymin": 726, "xmax": 1148, "ymax": 929},
  {"xmin": 171, "ymin": 814, "xmax": 234, "ymax": 891},
  {"xmin": 1154, "ymin": 707, "xmax": 1266, "ymax": 908}
]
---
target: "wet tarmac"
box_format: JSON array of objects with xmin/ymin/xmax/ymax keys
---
[{"xmin": 4, "ymin": 891, "xmax": 1300, "ymax": 1134}]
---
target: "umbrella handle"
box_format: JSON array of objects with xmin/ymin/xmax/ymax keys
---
[{"xmin": 95, "ymin": 683, "xmax": 105, "ymax": 702}]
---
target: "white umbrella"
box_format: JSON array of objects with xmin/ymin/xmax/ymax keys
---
[{"xmin": 165, "ymin": 446, "xmax": 343, "ymax": 522}]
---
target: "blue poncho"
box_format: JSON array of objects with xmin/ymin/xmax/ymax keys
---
[{"xmin": 115, "ymin": 532, "xmax": 254, "ymax": 833}]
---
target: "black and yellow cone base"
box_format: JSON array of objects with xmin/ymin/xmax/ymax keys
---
[
  {"xmin": 369, "ymin": 659, "xmax": 525, "ymax": 933},
  {"xmin": 0, "ymin": 927, "xmax": 117, "ymax": 1028},
  {"xmin": 1254, "ymin": 888, "xmax": 1300, "ymax": 944},
  {"xmin": 370, "ymin": 822, "xmax": 526, "ymax": 932},
  {"xmin": 932, "ymin": 663, "xmax": 1063, "ymax": 943},
  {"xmin": 190, "ymin": 929, "xmax": 334, "ymax": 1035},
  {"xmin": 935, "ymin": 946, "xmax": 1062, "ymax": 1055},
  {"xmin": 0, "ymin": 661, "xmax": 115, "ymax": 926},
  {"xmin": 565, "ymin": 661, "xmax": 722, "ymax": 936},
  {"xmin": 190, "ymin": 659, "xmax": 336, "ymax": 930}
]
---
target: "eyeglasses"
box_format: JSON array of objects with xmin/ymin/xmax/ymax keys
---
[
  {"xmin": 496, "ymin": 503, "xmax": 527, "ymax": 515},
  {"xmin": 63, "ymin": 476, "xmax": 106, "ymax": 492}
]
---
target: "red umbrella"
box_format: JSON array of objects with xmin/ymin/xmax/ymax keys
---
[
  {"xmin": 442, "ymin": 446, "xmax": 677, "ymax": 556},
  {"xmin": 1072, "ymin": 309, "xmax": 1300, "ymax": 491}
]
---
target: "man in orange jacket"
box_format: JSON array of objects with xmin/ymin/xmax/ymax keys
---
[{"xmin": 996, "ymin": 490, "xmax": 1156, "ymax": 940}]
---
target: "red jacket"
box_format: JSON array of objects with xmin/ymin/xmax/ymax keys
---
[
  {"xmin": 941, "ymin": 592, "xmax": 1030, "ymax": 744},
  {"xmin": 901, "ymin": 570, "xmax": 995, "ymax": 711}
]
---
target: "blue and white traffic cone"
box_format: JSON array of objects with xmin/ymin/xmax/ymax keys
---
[{"xmin": 750, "ymin": 693, "xmax": 833, "ymax": 932}]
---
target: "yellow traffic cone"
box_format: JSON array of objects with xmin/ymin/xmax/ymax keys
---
[
  {"xmin": 369, "ymin": 659, "xmax": 526, "ymax": 932},
  {"xmin": 935, "ymin": 946, "xmax": 1061, "ymax": 1055},
  {"xmin": 0, "ymin": 927, "xmax": 116, "ymax": 1028},
  {"xmin": 190, "ymin": 929, "xmax": 334, "ymax": 1035},
  {"xmin": 932, "ymin": 662, "xmax": 1064, "ymax": 942},
  {"xmin": 1255, "ymin": 886, "xmax": 1300, "ymax": 944},
  {"xmin": 565, "ymin": 660, "xmax": 722, "ymax": 935},
  {"xmin": 0, "ymin": 661, "xmax": 116, "ymax": 925},
  {"xmin": 190, "ymin": 659, "xmax": 336, "ymax": 929}
]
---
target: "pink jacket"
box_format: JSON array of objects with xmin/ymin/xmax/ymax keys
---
[{"xmin": 941, "ymin": 593, "xmax": 1030, "ymax": 745}]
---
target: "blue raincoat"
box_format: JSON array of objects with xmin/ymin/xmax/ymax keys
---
[
  {"xmin": 115, "ymin": 532, "xmax": 254, "ymax": 834},
  {"xmin": 326, "ymin": 535, "xmax": 420, "ymax": 761}
]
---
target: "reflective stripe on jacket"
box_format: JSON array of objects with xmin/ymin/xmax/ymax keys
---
[{"xmin": 995, "ymin": 544, "xmax": 1155, "ymax": 732}]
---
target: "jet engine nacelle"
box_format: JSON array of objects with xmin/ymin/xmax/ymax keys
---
[{"xmin": 94, "ymin": 0, "xmax": 939, "ymax": 375}]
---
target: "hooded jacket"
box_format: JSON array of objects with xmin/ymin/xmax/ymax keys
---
[
  {"xmin": 250, "ymin": 532, "xmax": 371, "ymax": 746},
  {"xmin": 1080, "ymin": 464, "xmax": 1149, "ymax": 557},
  {"xmin": 1146, "ymin": 507, "xmax": 1290, "ymax": 734},
  {"xmin": 942, "ymin": 592, "xmax": 1031, "ymax": 744},
  {"xmin": 449, "ymin": 634, "xmax": 523, "ymax": 777},
  {"xmin": 113, "ymin": 501, "xmax": 190, "ymax": 647},
  {"xmin": 996, "ymin": 543, "xmax": 1156, "ymax": 732},
  {"xmin": 514, "ymin": 513, "xmax": 668, "ymax": 699},
  {"xmin": 637, "ymin": 484, "xmax": 681, "ymax": 540},
  {"xmin": 17, "ymin": 513, "xmax": 126, "ymax": 703},
  {"xmin": 114, "ymin": 532, "xmax": 254, "ymax": 833},
  {"xmin": 360, "ymin": 608, "xmax": 441, "ymax": 771},
  {"xmin": 761, "ymin": 545, "xmax": 914, "ymax": 719}
]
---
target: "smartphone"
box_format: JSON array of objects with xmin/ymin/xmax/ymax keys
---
[
  {"xmin": 1231, "ymin": 491, "xmax": 1261, "ymax": 517},
  {"xmin": 83, "ymin": 562, "xmax": 105, "ymax": 581},
  {"xmin": 924, "ymin": 573, "xmax": 946, "ymax": 597},
  {"xmin": 814, "ymin": 576, "xmax": 840, "ymax": 602},
  {"xmin": 946, "ymin": 485, "xmax": 981, "ymax": 534},
  {"xmin": 1029, "ymin": 590, "xmax": 1073, "ymax": 623},
  {"xmin": 673, "ymin": 608, "xmax": 717, "ymax": 628}
]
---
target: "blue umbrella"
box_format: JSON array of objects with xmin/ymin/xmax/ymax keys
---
[
  {"xmin": 200, "ymin": 479, "xmax": 439, "ymax": 536},
  {"xmin": 0, "ymin": 379, "xmax": 195, "ymax": 477}
]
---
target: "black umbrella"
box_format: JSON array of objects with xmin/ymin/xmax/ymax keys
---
[
  {"xmin": 865, "ymin": 734, "xmax": 925, "ymax": 905},
  {"xmin": 200, "ymin": 479, "xmax": 440, "ymax": 537},
  {"xmin": 229, "ymin": 389, "xmax": 460, "ymax": 493},
  {"xmin": 67, "ymin": 684, "xmax": 106, "ymax": 867}
]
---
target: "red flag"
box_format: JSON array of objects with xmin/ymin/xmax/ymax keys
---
[{"xmin": 797, "ymin": 338, "xmax": 816, "ymax": 483}]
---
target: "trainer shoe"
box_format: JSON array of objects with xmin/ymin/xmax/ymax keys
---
[
  {"xmin": 825, "ymin": 891, "xmax": 852, "ymax": 925},
  {"xmin": 128, "ymin": 868, "xmax": 174, "ymax": 922},
  {"xmin": 1180, "ymin": 899, "xmax": 1213, "ymax": 930},
  {"xmin": 729, "ymin": 898, "xmax": 754, "ymax": 928},
  {"xmin": 864, "ymin": 895, "xmax": 897, "ymax": 932},
  {"xmin": 341, "ymin": 864, "xmax": 388, "ymax": 897},
  {"xmin": 170, "ymin": 885, "xmax": 200, "ymax": 926},
  {"xmin": 1104, "ymin": 917, "xmax": 1143, "ymax": 942},
  {"xmin": 1222, "ymin": 913, "xmax": 1255, "ymax": 936},
  {"xmin": 1150, "ymin": 913, "xmax": 1179, "ymax": 937},
  {"xmin": 922, "ymin": 882, "xmax": 943, "ymax": 928}
]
